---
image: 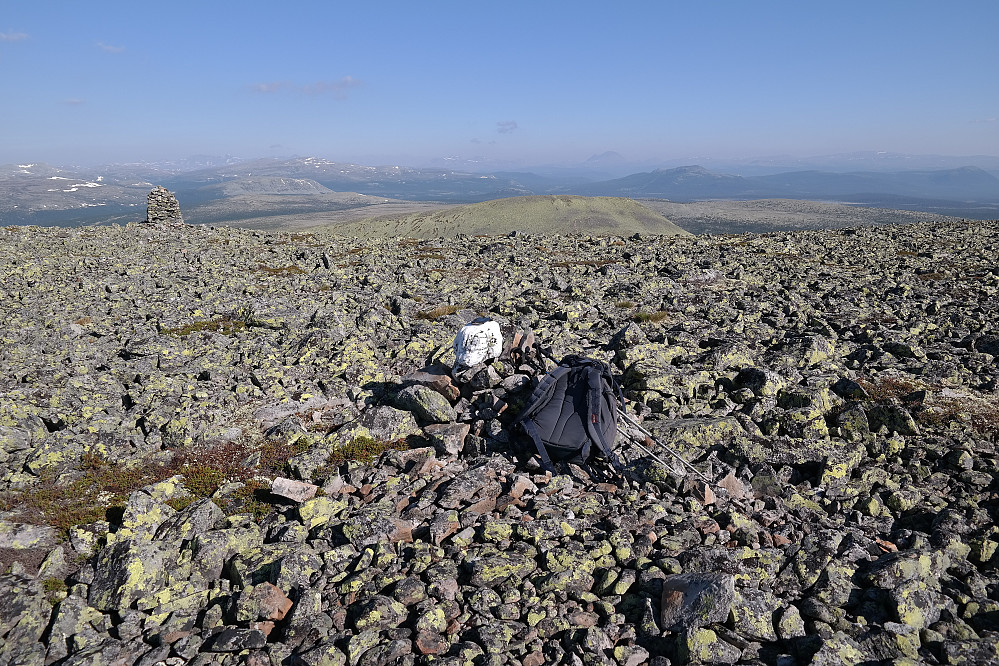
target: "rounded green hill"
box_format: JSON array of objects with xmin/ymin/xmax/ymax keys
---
[{"xmin": 319, "ymin": 195, "xmax": 691, "ymax": 237}]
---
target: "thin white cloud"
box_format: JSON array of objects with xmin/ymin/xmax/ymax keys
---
[
  {"xmin": 497, "ymin": 120, "xmax": 518, "ymax": 134},
  {"xmin": 303, "ymin": 76, "xmax": 362, "ymax": 98},
  {"xmin": 251, "ymin": 77, "xmax": 362, "ymax": 99},
  {"xmin": 97, "ymin": 42, "xmax": 125, "ymax": 53},
  {"xmin": 251, "ymin": 81, "xmax": 292, "ymax": 94},
  {"xmin": 0, "ymin": 31, "xmax": 29, "ymax": 41},
  {"xmin": 64, "ymin": 98, "xmax": 86, "ymax": 106},
  {"xmin": 970, "ymin": 117, "xmax": 997, "ymax": 124}
]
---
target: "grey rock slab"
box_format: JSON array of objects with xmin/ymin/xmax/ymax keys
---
[
  {"xmin": 435, "ymin": 465, "xmax": 503, "ymax": 509},
  {"xmin": 0, "ymin": 521, "xmax": 59, "ymax": 550},
  {"xmin": 393, "ymin": 383, "xmax": 457, "ymax": 424},
  {"xmin": 333, "ymin": 405, "xmax": 422, "ymax": 445},
  {"xmin": 271, "ymin": 477, "xmax": 319, "ymax": 502},
  {"xmin": 153, "ymin": 498, "xmax": 225, "ymax": 541},
  {"xmin": 0, "ymin": 573, "xmax": 50, "ymax": 647},
  {"xmin": 660, "ymin": 572, "xmax": 736, "ymax": 633},
  {"xmin": 422, "ymin": 422, "xmax": 470, "ymax": 457},
  {"xmin": 202, "ymin": 626, "xmax": 267, "ymax": 652},
  {"xmin": 88, "ymin": 538, "xmax": 177, "ymax": 612}
]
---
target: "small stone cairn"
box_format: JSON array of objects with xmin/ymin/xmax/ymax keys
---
[{"xmin": 145, "ymin": 186, "xmax": 183, "ymax": 224}]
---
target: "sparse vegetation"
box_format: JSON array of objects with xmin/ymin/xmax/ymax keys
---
[
  {"xmin": 330, "ymin": 436, "xmax": 408, "ymax": 466},
  {"xmin": 916, "ymin": 395, "xmax": 999, "ymax": 435},
  {"xmin": 256, "ymin": 263, "xmax": 307, "ymax": 276},
  {"xmin": 0, "ymin": 453, "xmax": 176, "ymax": 533},
  {"xmin": 416, "ymin": 304, "xmax": 460, "ymax": 320},
  {"xmin": 42, "ymin": 577, "xmax": 68, "ymax": 605},
  {"xmin": 0, "ymin": 425, "xmax": 413, "ymax": 533},
  {"xmin": 856, "ymin": 375, "xmax": 924, "ymax": 402},
  {"xmin": 632, "ymin": 310, "xmax": 670, "ymax": 323},
  {"xmin": 258, "ymin": 436, "xmax": 313, "ymax": 475}
]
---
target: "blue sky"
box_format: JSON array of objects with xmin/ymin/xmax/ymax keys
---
[{"xmin": 2, "ymin": 1, "xmax": 997, "ymax": 168}]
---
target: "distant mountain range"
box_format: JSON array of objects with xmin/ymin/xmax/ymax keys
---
[
  {"xmin": 571, "ymin": 165, "xmax": 999, "ymax": 202},
  {"xmin": 2, "ymin": 157, "xmax": 998, "ymax": 227}
]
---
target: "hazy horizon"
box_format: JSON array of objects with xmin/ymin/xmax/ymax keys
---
[
  {"xmin": 3, "ymin": 2, "xmax": 997, "ymax": 168},
  {"xmin": 9, "ymin": 150, "xmax": 999, "ymax": 179}
]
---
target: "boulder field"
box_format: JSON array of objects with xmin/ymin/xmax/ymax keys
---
[{"xmin": 0, "ymin": 219, "xmax": 997, "ymax": 665}]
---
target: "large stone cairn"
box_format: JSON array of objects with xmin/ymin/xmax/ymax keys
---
[{"xmin": 145, "ymin": 185, "xmax": 183, "ymax": 224}]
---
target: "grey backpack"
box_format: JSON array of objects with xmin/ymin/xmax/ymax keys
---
[{"xmin": 512, "ymin": 355, "xmax": 625, "ymax": 474}]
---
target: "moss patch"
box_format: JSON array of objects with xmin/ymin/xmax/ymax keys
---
[{"xmin": 330, "ymin": 436, "xmax": 409, "ymax": 466}]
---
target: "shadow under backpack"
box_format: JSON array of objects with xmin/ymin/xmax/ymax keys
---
[{"xmin": 512, "ymin": 355, "xmax": 626, "ymax": 476}]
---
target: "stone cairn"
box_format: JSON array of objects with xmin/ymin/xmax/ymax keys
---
[{"xmin": 145, "ymin": 185, "xmax": 183, "ymax": 224}]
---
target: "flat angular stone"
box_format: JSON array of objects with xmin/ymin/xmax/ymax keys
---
[
  {"xmin": 0, "ymin": 521, "xmax": 59, "ymax": 550},
  {"xmin": 660, "ymin": 572, "xmax": 736, "ymax": 632},
  {"xmin": 271, "ymin": 477, "xmax": 319, "ymax": 502},
  {"xmin": 423, "ymin": 422, "xmax": 469, "ymax": 457},
  {"xmin": 394, "ymin": 384, "xmax": 457, "ymax": 424},
  {"xmin": 203, "ymin": 627, "xmax": 267, "ymax": 652}
]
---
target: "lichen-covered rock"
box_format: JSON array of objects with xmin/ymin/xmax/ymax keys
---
[
  {"xmin": 349, "ymin": 594, "xmax": 408, "ymax": 631},
  {"xmin": 0, "ymin": 573, "xmax": 50, "ymax": 655},
  {"xmin": 660, "ymin": 572, "xmax": 736, "ymax": 633},
  {"xmin": 393, "ymin": 383, "xmax": 457, "ymax": 424},
  {"xmin": 1, "ymin": 219, "xmax": 998, "ymax": 666},
  {"xmin": 297, "ymin": 496, "xmax": 349, "ymax": 530},
  {"xmin": 676, "ymin": 627, "xmax": 742, "ymax": 664},
  {"xmin": 466, "ymin": 546, "xmax": 538, "ymax": 587},
  {"xmin": 88, "ymin": 538, "xmax": 177, "ymax": 611}
]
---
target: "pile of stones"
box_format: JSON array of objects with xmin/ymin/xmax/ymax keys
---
[
  {"xmin": 146, "ymin": 186, "xmax": 184, "ymax": 225},
  {"xmin": 0, "ymin": 218, "xmax": 997, "ymax": 665}
]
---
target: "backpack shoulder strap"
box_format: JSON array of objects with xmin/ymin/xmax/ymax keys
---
[
  {"xmin": 521, "ymin": 417, "xmax": 556, "ymax": 473},
  {"xmin": 512, "ymin": 364, "xmax": 573, "ymax": 425},
  {"xmin": 582, "ymin": 365, "xmax": 626, "ymax": 473},
  {"xmin": 512, "ymin": 364, "xmax": 576, "ymax": 474}
]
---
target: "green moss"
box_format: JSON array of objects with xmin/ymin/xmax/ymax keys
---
[
  {"xmin": 331, "ymin": 436, "xmax": 409, "ymax": 465},
  {"xmin": 165, "ymin": 496, "xmax": 196, "ymax": 512},
  {"xmin": 42, "ymin": 577, "xmax": 68, "ymax": 605},
  {"xmin": 258, "ymin": 437, "xmax": 312, "ymax": 475},
  {"xmin": 224, "ymin": 479, "xmax": 273, "ymax": 521},
  {"xmin": 173, "ymin": 440, "xmax": 258, "ymax": 503}
]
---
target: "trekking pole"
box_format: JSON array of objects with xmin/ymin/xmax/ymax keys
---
[
  {"xmin": 619, "ymin": 412, "xmax": 713, "ymax": 484},
  {"xmin": 619, "ymin": 426, "xmax": 683, "ymax": 476}
]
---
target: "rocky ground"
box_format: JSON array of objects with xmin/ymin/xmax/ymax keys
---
[{"xmin": 0, "ymin": 219, "xmax": 997, "ymax": 666}]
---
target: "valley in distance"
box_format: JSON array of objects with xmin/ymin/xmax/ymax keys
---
[{"xmin": 3, "ymin": 155, "xmax": 998, "ymax": 234}]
